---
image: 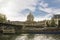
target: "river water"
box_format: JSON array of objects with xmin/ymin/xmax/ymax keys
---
[{"xmin": 15, "ymin": 34, "xmax": 60, "ymax": 40}]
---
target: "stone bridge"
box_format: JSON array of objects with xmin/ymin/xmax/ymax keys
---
[
  {"xmin": 0, "ymin": 22, "xmax": 46, "ymax": 33},
  {"xmin": 0, "ymin": 22, "xmax": 60, "ymax": 34}
]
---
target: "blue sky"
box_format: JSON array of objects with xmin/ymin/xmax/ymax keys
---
[{"xmin": 0, "ymin": 0, "xmax": 60, "ymax": 21}]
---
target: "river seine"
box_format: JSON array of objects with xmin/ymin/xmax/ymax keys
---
[{"xmin": 15, "ymin": 34, "xmax": 60, "ymax": 40}]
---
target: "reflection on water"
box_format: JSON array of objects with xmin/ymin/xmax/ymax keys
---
[{"xmin": 15, "ymin": 34, "xmax": 60, "ymax": 40}]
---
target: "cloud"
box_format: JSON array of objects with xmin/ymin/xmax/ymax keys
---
[
  {"xmin": 39, "ymin": 0, "xmax": 48, "ymax": 8},
  {"xmin": 34, "ymin": 14, "xmax": 52, "ymax": 21},
  {"xmin": 40, "ymin": 7, "xmax": 60, "ymax": 14},
  {"xmin": 33, "ymin": 0, "xmax": 52, "ymax": 21},
  {"xmin": 0, "ymin": 0, "xmax": 60, "ymax": 21},
  {"xmin": 39, "ymin": 7, "xmax": 60, "ymax": 20},
  {"xmin": 35, "ymin": 0, "xmax": 60, "ymax": 21},
  {"xmin": 0, "ymin": 0, "xmax": 36, "ymax": 21}
]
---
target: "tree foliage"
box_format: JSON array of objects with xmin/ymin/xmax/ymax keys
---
[
  {"xmin": 0, "ymin": 13, "xmax": 6, "ymax": 22},
  {"xmin": 46, "ymin": 21, "xmax": 50, "ymax": 27},
  {"xmin": 51, "ymin": 19, "xmax": 56, "ymax": 27}
]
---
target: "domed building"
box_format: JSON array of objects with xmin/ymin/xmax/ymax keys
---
[{"xmin": 27, "ymin": 12, "xmax": 34, "ymax": 22}]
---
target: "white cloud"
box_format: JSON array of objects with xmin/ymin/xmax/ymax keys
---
[
  {"xmin": 0, "ymin": 0, "xmax": 36, "ymax": 21},
  {"xmin": 40, "ymin": 7, "xmax": 60, "ymax": 14},
  {"xmin": 39, "ymin": 7, "xmax": 60, "ymax": 20},
  {"xmin": 36, "ymin": 0, "xmax": 60, "ymax": 21},
  {"xmin": 40, "ymin": 1, "xmax": 48, "ymax": 8},
  {"xmin": 0, "ymin": 0, "xmax": 60, "ymax": 21},
  {"xmin": 34, "ymin": 14, "xmax": 52, "ymax": 21}
]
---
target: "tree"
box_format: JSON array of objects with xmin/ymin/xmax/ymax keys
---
[
  {"xmin": 50, "ymin": 19, "xmax": 56, "ymax": 27},
  {"xmin": 0, "ymin": 13, "xmax": 6, "ymax": 22},
  {"xmin": 46, "ymin": 21, "xmax": 50, "ymax": 27}
]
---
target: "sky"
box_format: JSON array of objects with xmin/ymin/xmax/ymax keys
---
[{"xmin": 0, "ymin": 0, "xmax": 60, "ymax": 21}]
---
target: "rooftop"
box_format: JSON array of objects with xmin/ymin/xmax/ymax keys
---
[{"xmin": 52, "ymin": 14, "xmax": 60, "ymax": 19}]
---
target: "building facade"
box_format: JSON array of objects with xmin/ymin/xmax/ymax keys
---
[{"xmin": 52, "ymin": 14, "xmax": 60, "ymax": 26}]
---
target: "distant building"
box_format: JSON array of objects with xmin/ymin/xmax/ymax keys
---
[
  {"xmin": 27, "ymin": 12, "xmax": 34, "ymax": 22},
  {"xmin": 9, "ymin": 12, "xmax": 47, "ymax": 28},
  {"xmin": 52, "ymin": 14, "xmax": 60, "ymax": 26}
]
